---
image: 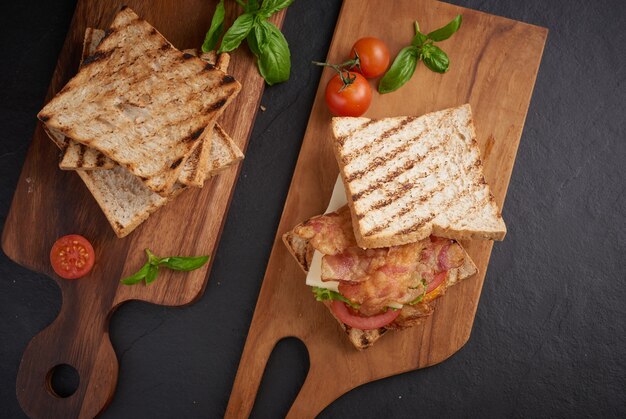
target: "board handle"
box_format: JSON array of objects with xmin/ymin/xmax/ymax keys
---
[
  {"xmin": 16, "ymin": 283, "xmax": 118, "ymax": 419},
  {"xmin": 225, "ymin": 326, "xmax": 281, "ymax": 418}
]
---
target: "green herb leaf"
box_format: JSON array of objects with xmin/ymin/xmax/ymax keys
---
[
  {"xmin": 247, "ymin": 30, "xmax": 262, "ymax": 56},
  {"xmin": 201, "ymin": 0, "xmax": 226, "ymax": 53},
  {"xmin": 427, "ymin": 14, "xmax": 462, "ymax": 42},
  {"xmin": 259, "ymin": 0, "xmax": 295, "ymax": 17},
  {"xmin": 421, "ymin": 44, "xmax": 449, "ymax": 73},
  {"xmin": 145, "ymin": 248, "xmax": 161, "ymax": 265},
  {"xmin": 145, "ymin": 265, "xmax": 159, "ymax": 285},
  {"xmin": 219, "ymin": 13, "xmax": 255, "ymax": 53},
  {"xmin": 256, "ymin": 20, "xmax": 291, "ymax": 85},
  {"xmin": 378, "ymin": 46, "xmax": 420, "ymax": 94},
  {"xmin": 312, "ymin": 287, "xmax": 359, "ymax": 309},
  {"xmin": 245, "ymin": 0, "xmax": 260, "ymax": 13},
  {"xmin": 120, "ymin": 262, "xmax": 151, "ymax": 285},
  {"xmin": 253, "ymin": 19, "xmax": 270, "ymax": 53},
  {"xmin": 412, "ymin": 21, "xmax": 428, "ymax": 47},
  {"xmin": 160, "ymin": 255, "xmax": 209, "ymax": 271}
]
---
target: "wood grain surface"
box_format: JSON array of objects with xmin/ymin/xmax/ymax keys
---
[
  {"xmin": 226, "ymin": 1, "xmax": 547, "ymax": 417},
  {"xmin": 0, "ymin": 1, "xmax": 285, "ymax": 417}
]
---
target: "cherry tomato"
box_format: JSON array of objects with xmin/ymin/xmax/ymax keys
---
[
  {"xmin": 330, "ymin": 300, "xmax": 400, "ymax": 330},
  {"xmin": 325, "ymin": 72, "xmax": 372, "ymax": 116},
  {"xmin": 351, "ymin": 37, "xmax": 390, "ymax": 79},
  {"xmin": 50, "ymin": 235, "xmax": 95, "ymax": 279}
]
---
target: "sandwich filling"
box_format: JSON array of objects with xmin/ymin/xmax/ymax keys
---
[{"xmin": 294, "ymin": 205, "xmax": 466, "ymax": 322}]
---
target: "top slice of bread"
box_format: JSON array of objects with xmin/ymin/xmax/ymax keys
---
[
  {"xmin": 331, "ymin": 104, "xmax": 506, "ymax": 248},
  {"xmin": 38, "ymin": 7, "xmax": 241, "ymax": 196},
  {"xmin": 57, "ymin": 33, "xmax": 244, "ymax": 189}
]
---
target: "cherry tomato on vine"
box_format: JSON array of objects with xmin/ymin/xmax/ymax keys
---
[
  {"xmin": 351, "ymin": 37, "xmax": 390, "ymax": 79},
  {"xmin": 325, "ymin": 72, "xmax": 372, "ymax": 117},
  {"xmin": 50, "ymin": 234, "xmax": 95, "ymax": 279}
]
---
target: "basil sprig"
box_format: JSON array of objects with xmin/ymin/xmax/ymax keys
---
[
  {"xmin": 202, "ymin": 0, "xmax": 293, "ymax": 85},
  {"xmin": 379, "ymin": 15, "xmax": 462, "ymax": 94},
  {"xmin": 121, "ymin": 249, "xmax": 209, "ymax": 286}
]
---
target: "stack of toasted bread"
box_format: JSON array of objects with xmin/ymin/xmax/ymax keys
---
[
  {"xmin": 284, "ymin": 104, "xmax": 507, "ymax": 349},
  {"xmin": 38, "ymin": 8, "xmax": 244, "ymax": 237}
]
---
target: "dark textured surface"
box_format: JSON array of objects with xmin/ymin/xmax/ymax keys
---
[{"xmin": 1, "ymin": 0, "xmax": 625, "ymax": 417}]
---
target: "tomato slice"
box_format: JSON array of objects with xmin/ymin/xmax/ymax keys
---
[
  {"xmin": 50, "ymin": 235, "xmax": 95, "ymax": 279},
  {"xmin": 426, "ymin": 271, "xmax": 447, "ymax": 294},
  {"xmin": 330, "ymin": 300, "xmax": 400, "ymax": 330}
]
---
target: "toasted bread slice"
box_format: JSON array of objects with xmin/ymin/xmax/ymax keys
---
[
  {"xmin": 331, "ymin": 104, "xmax": 506, "ymax": 248},
  {"xmin": 58, "ymin": 34, "xmax": 243, "ymax": 188},
  {"xmin": 282, "ymin": 221, "xmax": 478, "ymax": 350},
  {"xmin": 38, "ymin": 7, "xmax": 241, "ymax": 196},
  {"xmin": 43, "ymin": 127, "xmax": 184, "ymax": 237},
  {"xmin": 177, "ymin": 49, "xmax": 243, "ymax": 186}
]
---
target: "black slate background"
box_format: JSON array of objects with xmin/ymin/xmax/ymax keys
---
[{"xmin": 1, "ymin": 0, "xmax": 625, "ymax": 417}]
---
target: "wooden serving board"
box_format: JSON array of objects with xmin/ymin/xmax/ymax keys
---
[
  {"xmin": 1, "ymin": 1, "xmax": 285, "ymax": 418},
  {"xmin": 226, "ymin": 0, "xmax": 547, "ymax": 417}
]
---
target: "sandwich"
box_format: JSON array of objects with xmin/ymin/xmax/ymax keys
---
[
  {"xmin": 283, "ymin": 104, "xmax": 506, "ymax": 349},
  {"xmin": 38, "ymin": 8, "xmax": 245, "ymax": 238}
]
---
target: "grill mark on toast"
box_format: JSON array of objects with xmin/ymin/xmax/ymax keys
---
[
  {"xmin": 103, "ymin": 28, "xmax": 114, "ymax": 39},
  {"xmin": 346, "ymin": 128, "xmax": 431, "ymax": 183},
  {"xmin": 344, "ymin": 116, "xmax": 415, "ymax": 162},
  {"xmin": 204, "ymin": 63, "xmax": 216, "ymax": 71},
  {"xmin": 345, "ymin": 110, "xmax": 452, "ymax": 183},
  {"xmin": 182, "ymin": 52, "xmax": 194, "ymax": 59},
  {"xmin": 82, "ymin": 49, "xmax": 114, "ymax": 66},
  {"xmin": 336, "ymin": 120, "xmax": 375, "ymax": 147},
  {"xmin": 395, "ymin": 213, "xmax": 437, "ymax": 236},
  {"xmin": 96, "ymin": 152, "xmax": 106, "ymax": 167},
  {"xmin": 160, "ymin": 42, "xmax": 171, "ymax": 51},
  {"xmin": 207, "ymin": 97, "xmax": 227, "ymax": 112},
  {"xmin": 76, "ymin": 143, "xmax": 86, "ymax": 167},
  {"xmin": 220, "ymin": 75, "xmax": 236, "ymax": 85},
  {"xmin": 170, "ymin": 157, "xmax": 184, "ymax": 169},
  {"xmin": 187, "ymin": 127, "xmax": 206, "ymax": 142},
  {"xmin": 351, "ymin": 142, "xmax": 444, "ymax": 202},
  {"xmin": 362, "ymin": 182, "xmax": 447, "ymax": 237}
]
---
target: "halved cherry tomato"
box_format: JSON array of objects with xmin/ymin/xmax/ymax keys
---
[
  {"xmin": 325, "ymin": 72, "xmax": 372, "ymax": 117},
  {"xmin": 351, "ymin": 37, "xmax": 390, "ymax": 79},
  {"xmin": 50, "ymin": 235, "xmax": 95, "ymax": 279},
  {"xmin": 330, "ymin": 300, "xmax": 400, "ymax": 330}
]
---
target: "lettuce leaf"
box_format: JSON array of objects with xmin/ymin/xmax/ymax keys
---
[{"xmin": 311, "ymin": 287, "xmax": 359, "ymax": 309}]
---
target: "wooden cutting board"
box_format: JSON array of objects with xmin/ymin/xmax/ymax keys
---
[
  {"xmin": 226, "ymin": 0, "xmax": 547, "ymax": 417},
  {"xmin": 1, "ymin": 1, "xmax": 285, "ymax": 418}
]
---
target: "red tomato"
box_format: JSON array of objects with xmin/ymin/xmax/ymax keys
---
[
  {"xmin": 325, "ymin": 72, "xmax": 372, "ymax": 116},
  {"xmin": 50, "ymin": 235, "xmax": 95, "ymax": 279},
  {"xmin": 351, "ymin": 37, "xmax": 390, "ymax": 79},
  {"xmin": 426, "ymin": 271, "xmax": 447, "ymax": 294},
  {"xmin": 330, "ymin": 300, "xmax": 400, "ymax": 330}
]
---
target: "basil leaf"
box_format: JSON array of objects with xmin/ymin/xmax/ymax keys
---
[
  {"xmin": 427, "ymin": 14, "xmax": 462, "ymax": 42},
  {"xmin": 219, "ymin": 13, "xmax": 255, "ymax": 53},
  {"xmin": 253, "ymin": 20, "xmax": 269, "ymax": 53},
  {"xmin": 201, "ymin": 0, "xmax": 226, "ymax": 53},
  {"xmin": 256, "ymin": 20, "xmax": 291, "ymax": 85},
  {"xmin": 312, "ymin": 287, "xmax": 359, "ymax": 309},
  {"xmin": 247, "ymin": 30, "xmax": 262, "ymax": 56},
  {"xmin": 422, "ymin": 44, "xmax": 449, "ymax": 73},
  {"xmin": 145, "ymin": 248, "xmax": 161, "ymax": 265},
  {"xmin": 120, "ymin": 262, "xmax": 150, "ymax": 285},
  {"xmin": 245, "ymin": 0, "xmax": 260, "ymax": 13},
  {"xmin": 259, "ymin": 0, "xmax": 294, "ymax": 17},
  {"xmin": 145, "ymin": 265, "xmax": 159, "ymax": 285},
  {"xmin": 378, "ymin": 46, "xmax": 420, "ymax": 94},
  {"xmin": 412, "ymin": 21, "xmax": 428, "ymax": 47},
  {"xmin": 160, "ymin": 255, "xmax": 209, "ymax": 271}
]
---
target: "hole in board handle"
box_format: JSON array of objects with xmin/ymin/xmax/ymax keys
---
[{"xmin": 46, "ymin": 364, "xmax": 80, "ymax": 398}]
